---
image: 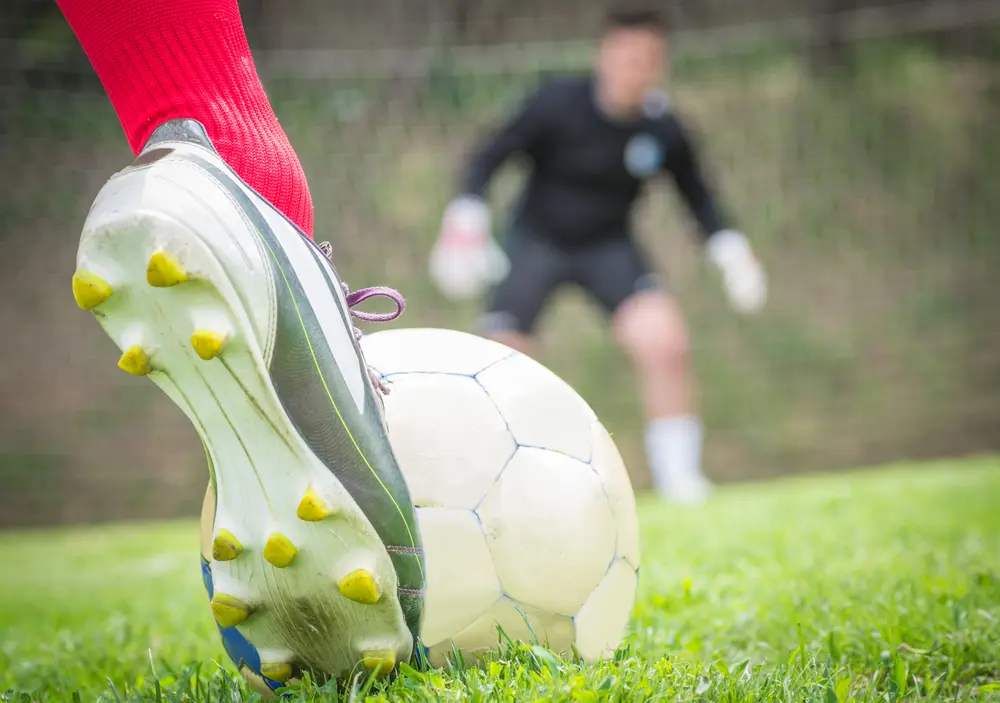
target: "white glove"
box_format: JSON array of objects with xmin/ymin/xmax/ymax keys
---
[
  {"xmin": 429, "ymin": 197, "xmax": 509, "ymax": 300},
  {"xmin": 706, "ymin": 230, "xmax": 767, "ymax": 314}
]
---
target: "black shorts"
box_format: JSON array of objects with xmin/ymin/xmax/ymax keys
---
[{"xmin": 480, "ymin": 232, "xmax": 662, "ymax": 335}]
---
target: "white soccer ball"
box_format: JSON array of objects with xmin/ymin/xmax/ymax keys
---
[{"xmin": 359, "ymin": 327, "xmax": 640, "ymax": 666}]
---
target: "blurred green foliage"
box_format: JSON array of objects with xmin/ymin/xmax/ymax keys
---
[{"xmin": 0, "ymin": 38, "xmax": 998, "ymax": 525}]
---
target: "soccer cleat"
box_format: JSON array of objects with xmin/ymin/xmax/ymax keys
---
[
  {"xmin": 190, "ymin": 329, "xmax": 226, "ymax": 360},
  {"xmin": 262, "ymin": 533, "xmax": 297, "ymax": 568},
  {"xmin": 146, "ymin": 251, "xmax": 187, "ymax": 287},
  {"xmin": 117, "ymin": 345, "xmax": 150, "ymax": 376},
  {"xmin": 212, "ymin": 529, "xmax": 243, "ymax": 561},
  {"xmin": 338, "ymin": 568, "xmax": 380, "ymax": 605},
  {"xmin": 297, "ymin": 488, "xmax": 333, "ymax": 521},
  {"xmin": 362, "ymin": 650, "xmax": 396, "ymax": 675},
  {"xmin": 211, "ymin": 593, "xmax": 253, "ymax": 628},
  {"xmin": 71, "ymin": 270, "xmax": 113, "ymax": 310},
  {"xmin": 72, "ymin": 119, "xmax": 424, "ymax": 685},
  {"xmin": 259, "ymin": 661, "xmax": 294, "ymax": 684}
]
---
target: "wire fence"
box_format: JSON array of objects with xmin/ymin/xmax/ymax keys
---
[{"xmin": 1, "ymin": 2, "xmax": 998, "ymax": 526}]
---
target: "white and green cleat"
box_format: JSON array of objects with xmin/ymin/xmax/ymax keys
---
[{"xmin": 71, "ymin": 119, "xmax": 425, "ymax": 689}]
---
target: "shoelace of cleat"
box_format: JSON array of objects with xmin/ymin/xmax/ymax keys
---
[{"xmin": 318, "ymin": 241, "xmax": 404, "ymax": 395}]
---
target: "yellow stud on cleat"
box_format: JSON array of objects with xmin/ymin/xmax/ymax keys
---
[
  {"xmin": 118, "ymin": 345, "xmax": 150, "ymax": 376},
  {"xmin": 190, "ymin": 329, "xmax": 226, "ymax": 361},
  {"xmin": 362, "ymin": 650, "xmax": 396, "ymax": 675},
  {"xmin": 211, "ymin": 529, "xmax": 243, "ymax": 561},
  {"xmin": 260, "ymin": 662, "xmax": 293, "ymax": 683},
  {"xmin": 146, "ymin": 251, "xmax": 187, "ymax": 287},
  {"xmin": 210, "ymin": 593, "xmax": 251, "ymax": 628},
  {"xmin": 71, "ymin": 270, "xmax": 113, "ymax": 310},
  {"xmin": 296, "ymin": 489, "xmax": 333, "ymax": 522},
  {"xmin": 338, "ymin": 569, "xmax": 380, "ymax": 605},
  {"xmin": 262, "ymin": 533, "xmax": 297, "ymax": 568}
]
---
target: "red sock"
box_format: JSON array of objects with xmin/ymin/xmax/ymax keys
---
[{"xmin": 56, "ymin": 0, "xmax": 314, "ymax": 237}]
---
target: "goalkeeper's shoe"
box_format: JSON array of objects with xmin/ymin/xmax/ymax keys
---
[{"xmin": 70, "ymin": 119, "xmax": 424, "ymax": 684}]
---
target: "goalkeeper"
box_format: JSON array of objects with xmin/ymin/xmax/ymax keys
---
[{"xmin": 430, "ymin": 8, "xmax": 767, "ymax": 503}]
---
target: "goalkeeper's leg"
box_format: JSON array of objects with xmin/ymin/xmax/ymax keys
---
[
  {"xmin": 579, "ymin": 238, "xmax": 712, "ymax": 504},
  {"xmin": 478, "ymin": 231, "xmax": 570, "ymax": 353}
]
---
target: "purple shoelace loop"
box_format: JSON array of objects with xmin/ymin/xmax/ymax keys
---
[
  {"xmin": 343, "ymin": 285, "xmax": 406, "ymax": 326},
  {"xmin": 318, "ymin": 240, "xmax": 404, "ymax": 395}
]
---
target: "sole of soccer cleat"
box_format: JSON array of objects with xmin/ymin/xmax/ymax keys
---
[{"xmin": 73, "ymin": 209, "xmax": 410, "ymax": 681}]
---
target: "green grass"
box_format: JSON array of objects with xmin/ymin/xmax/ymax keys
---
[{"xmin": 2, "ymin": 457, "xmax": 999, "ymax": 701}]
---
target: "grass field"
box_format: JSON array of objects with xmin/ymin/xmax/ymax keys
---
[{"xmin": 1, "ymin": 456, "xmax": 999, "ymax": 702}]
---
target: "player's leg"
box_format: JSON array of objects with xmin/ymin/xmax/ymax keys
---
[
  {"xmin": 56, "ymin": 0, "xmax": 312, "ymax": 236},
  {"xmin": 59, "ymin": 0, "xmax": 424, "ymax": 685},
  {"xmin": 478, "ymin": 233, "xmax": 570, "ymax": 356},
  {"xmin": 574, "ymin": 238, "xmax": 711, "ymax": 503},
  {"xmin": 615, "ymin": 291, "xmax": 710, "ymax": 503}
]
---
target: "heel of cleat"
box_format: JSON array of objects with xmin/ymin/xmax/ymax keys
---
[
  {"xmin": 338, "ymin": 569, "xmax": 380, "ymax": 605},
  {"xmin": 146, "ymin": 251, "xmax": 187, "ymax": 287},
  {"xmin": 262, "ymin": 533, "xmax": 297, "ymax": 568},
  {"xmin": 72, "ymin": 270, "xmax": 113, "ymax": 310},
  {"xmin": 118, "ymin": 345, "xmax": 150, "ymax": 376},
  {"xmin": 297, "ymin": 489, "xmax": 332, "ymax": 522},
  {"xmin": 190, "ymin": 329, "xmax": 227, "ymax": 360},
  {"xmin": 361, "ymin": 650, "xmax": 396, "ymax": 675},
  {"xmin": 211, "ymin": 593, "xmax": 252, "ymax": 628},
  {"xmin": 211, "ymin": 529, "xmax": 243, "ymax": 561}
]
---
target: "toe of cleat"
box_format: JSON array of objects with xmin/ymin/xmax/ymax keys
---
[
  {"xmin": 211, "ymin": 529, "xmax": 243, "ymax": 561},
  {"xmin": 263, "ymin": 533, "xmax": 297, "ymax": 568},
  {"xmin": 190, "ymin": 329, "xmax": 226, "ymax": 360},
  {"xmin": 338, "ymin": 569, "xmax": 380, "ymax": 605},
  {"xmin": 118, "ymin": 345, "xmax": 150, "ymax": 376},
  {"xmin": 146, "ymin": 251, "xmax": 187, "ymax": 287},
  {"xmin": 296, "ymin": 489, "xmax": 332, "ymax": 522},
  {"xmin": 259, "ymin": 661, "xmax": 294, "ymax": 683},
  {"xmin": 211, "ymin": 593, "xmax": 252, "ymax": 628},
  {"xmin": 361, "ymin": 650, "xmax": 396, "ymax": 675},
  {"xmin": 71, "ymin": 270, "xmax": 113, "ymax": 310}
]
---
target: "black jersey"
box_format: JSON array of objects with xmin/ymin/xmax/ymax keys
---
[{"xmin": 461, "ymin": 75, "xmax": 728, "ymax": 247}]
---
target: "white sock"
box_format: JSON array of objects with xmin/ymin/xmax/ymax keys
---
[{"xmin": 644, "ymin": 414, "xmax": 708, "ymax": 499}]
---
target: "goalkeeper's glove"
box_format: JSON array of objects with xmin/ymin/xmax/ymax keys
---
[
  {"xmin": 429, "ymin": 196, "xmax": 509, "ymax": 300},
  {"xmin": 706, "ymin": 230, "xmax": 767, "ymax": 314}
]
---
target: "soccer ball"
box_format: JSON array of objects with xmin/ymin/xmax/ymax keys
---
[
  {"xmin": 361, "ymin": 327, "xmax": 640, "ymax": 666},
  {"xmin": 198, "ymin": 327, "xmax": 639, "ymax": 689}
]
